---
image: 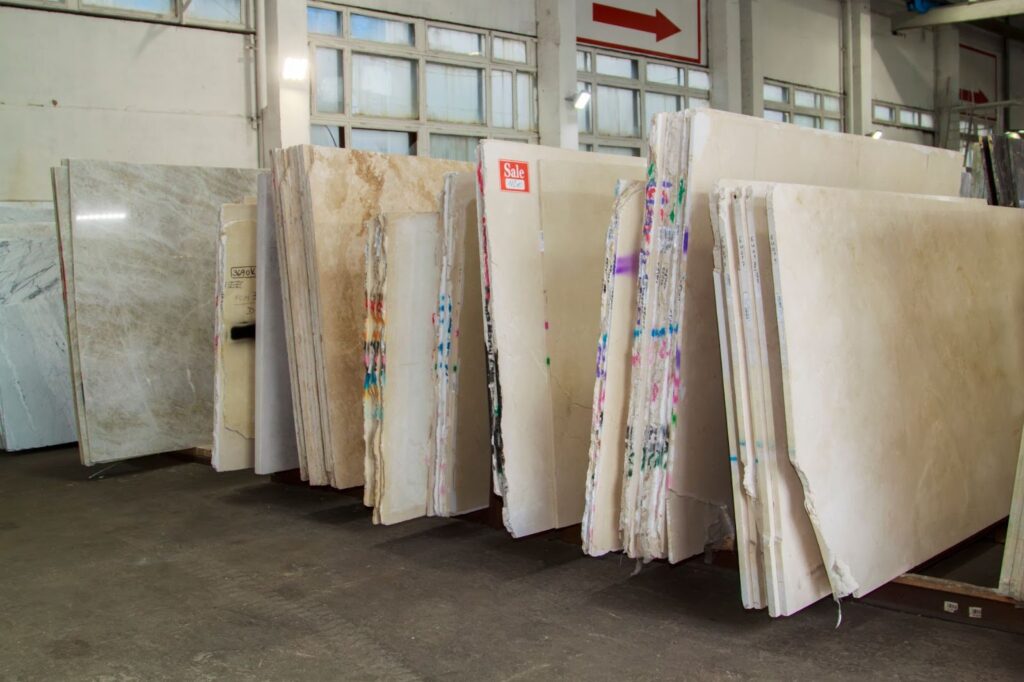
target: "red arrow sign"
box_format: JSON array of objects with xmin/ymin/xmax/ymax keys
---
[{"xmin": 593, "ymin": 3, "xmax": 681, "ymax": 42}]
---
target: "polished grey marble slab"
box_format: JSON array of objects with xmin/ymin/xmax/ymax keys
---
[
  {"xmin": 67, "ymin": 160, "xmax": 259, "ymax": 464},
  {"xmin": 0, "ymin": 202, "xmax": 53, "ymax": 225},
  {"xmin": 0, "ymin": 220, "xmax": 77, "ymax": 451}
]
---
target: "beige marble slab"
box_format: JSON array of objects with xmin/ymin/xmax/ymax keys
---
[
  {"xmin": 66, "ymin": 160, "xmax": 259, "ymax": 464},
  {"xmin": 213, "ymin": 202, "xmax": 257, "ymax": 471},
  {"xmin": 999, "ymin": 429, "xmax": 1024, "ymax": 600},
  {"xmin": 433, "ymin": 172, "xmax": 491, "ymax": 516},
  {"xmin": 582, "ymin": 180, "xmax": 644, "ymax": 557},
  {"xmin": 767, "ymin": 186, "xmax": 1024, "ymax": 599},
  {"xmin": 275, "ymin": 147, "xmax": 470, "ymax": 491},
  {"xmin": 477, "ymin": 141, "xmax": 644, "ymax": 537},
  {"xmin": 627, "ymin": 110, "xmax": 964, "ymax": 564}
]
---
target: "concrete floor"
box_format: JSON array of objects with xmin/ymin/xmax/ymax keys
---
[{"xmin": 1, "ymin": 447, "xmax": 1021, "ymax": 681}]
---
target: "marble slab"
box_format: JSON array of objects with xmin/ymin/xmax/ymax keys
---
[
  {"xmin": 213, "ymin": 202, "xmax": 257, "ymax": 471},
  {"xmin": 622, "ymin": 110, "xmax": 965, "ymax": 564},
  {"xmin": 477, "ymin": 141, "xmax": 644, "ymax": 537},
  {"xmin": 0, "ymin": 217, "xmax": 76, "ymax": 451},
  {"xmin": 582, "ymin": 180, "xmax": 644, "ymax": 557},
  {"xmin": 999, "ymin": 429, "xmax": 1024, "ymax": 601},
  {"xmin": 66, "ymin": 160, "xmax": 259, "ymax": 464},
  {"xmin": 254, "ymin": 173, "xmax": 299, "ymax": 475},
  {"xmin": 768, "ymin": 186, "xmax": 1024, "ymax": 599},
  {"xmin": 432, "ymin": 172, "xmax": 490, "ymax": 517},
  {"xmin": 274, "ymin": 147, "xmax": 470, "ymax": 491}
]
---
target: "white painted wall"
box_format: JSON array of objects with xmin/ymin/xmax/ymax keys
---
[
  {"xmin": 339, "ymin": 0, "xmax": 536, "ymax": 35},
  {"xmin": 755, "ymin": 0, "xmax": 843, "ymax": 91},
  {"xmin": 871, "ymin": 13, "xmax": 933, "ymax": 108},
  {"xmin": 0, "ymin": 7, "xmax": 259, "ymax": 200}
]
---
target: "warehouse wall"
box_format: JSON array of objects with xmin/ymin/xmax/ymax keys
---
[
  {"xmin": 0, "ymin": 6, "xmax": 259, "ymax": 201},
  {"xmin": 340, "ymin": 0, "xmax": 536, "ymax": 36},
  {"xmin": 871, "ymin": 13, "xmax": 934, "ymax": 145},
  {"xmin": 756, "ymin": 0, "xmax": 844, "ymax": 92},
  {"xmin": 1010, "ymin": 40, "xmax": 1024, "ymax": 130}
]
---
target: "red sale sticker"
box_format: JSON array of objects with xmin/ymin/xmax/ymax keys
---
[{"xmin": 499, "ymin": 159, "xmax": 530, "ymax": 193}]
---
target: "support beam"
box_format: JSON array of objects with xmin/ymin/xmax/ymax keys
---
[
  {"xmin": 893, "ymin": 0, "xmax": 1024, "ymax": 32},
  {"xmin": 842, "ymin": 0, "xmax": 872, "ymax": 135},
  {"xmin": 709, "ymin": 0, "xmax": 742, "ymax": 113},
  {"xmin": 261, "ymin": 0, "xmax": 310, "ymax": 164},
  {"xmin": 739, "ymin": 0, "xmax": 762, "ymax": 117},
  {"xmin": 536, "ymin": 0, "xmax": 578, "ymax": 149},
  {"xmin": 934, "ymin": 25, "xmax": 961, "ymax": 150}
]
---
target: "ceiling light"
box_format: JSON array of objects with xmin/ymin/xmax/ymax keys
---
[
  {"xmin": 282, "ymin": 57, "xmax": 309, "ymax": 82},
  {"xmin": 567, "ymin": 91, "xmax": 590, "ymax": 110}
]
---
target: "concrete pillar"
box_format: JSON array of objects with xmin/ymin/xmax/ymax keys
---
[
  {"xmin": 261, "ymin": 0, "xmax": 311, "ymax": 164},
  {"xmin": 841, "ymin": 0, "xmax": 872, "ymax": 135},
  {"xmin": 536, "ymin": 0, "xmax": 578, "ymax": 149},
  {"xmin": 934, "ymin": 25, "xmax": 960, "ymax": 150},
  {"xmin": 710, "ymin": 0, "xmax": 742, "ymax": 113},
  {"xmin": 739, "ymin": 0, "xmax": 762, "ymax": 117}
]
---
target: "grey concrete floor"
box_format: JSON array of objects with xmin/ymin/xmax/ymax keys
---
[{"xmin": 1, "ymin": 447, "xmax": 1021, "ymax": 681}]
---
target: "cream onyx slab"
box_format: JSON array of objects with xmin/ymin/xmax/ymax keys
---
[
  {"xmin": 476, "ymin": 140, "xmax": 644, "ymax": 537},
  {"xmin": 1000, "ymin": 430, "xmax": 1024, "ymax": 601},
  {"xmin": 767, "ymin": 185, "xmax": 1024, "ymax": 600}
]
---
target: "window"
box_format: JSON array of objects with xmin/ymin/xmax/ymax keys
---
[
  {"xmin": 31, "ymin": 0, "xmax": 250, "ymax": 28},
  {"xmin": 872, "ymin": 101, "xmax": 936, "ymax": 132},
  {"xmin": 308, "ymin": 7, "xmax": 539, "ymax": 156},
  {"xmin": 763, "ymin": 80, "xmax": 843, "ymax": 132},
  {"xmin": 577, "ymin": 46, "xmax": 711, "ymax": 156}
]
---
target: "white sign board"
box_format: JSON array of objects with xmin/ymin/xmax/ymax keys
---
[{"xmin": 576, "ymin": 0, "xmax": 705, "ymax": 65}]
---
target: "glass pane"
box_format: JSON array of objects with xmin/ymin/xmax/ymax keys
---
[
  {"xmin": 315, "ymin": 47, "xmax": 343, "ymax": 114},
  {"xmin": 596, "ymin": 85, "xmax": 640, "ymax": 137},
  {"xmin": 491, "ymin": 70, "xmax": 514, "ymax": 128},
  {"xmin": 688, "ymin": 96, "xmax": 710, "ymax": 110},
  {"xmin": 823, "ymin": 94, "xmax": 841, "ymax": 113},
  {"xmin": 82, "ymin": 0, "xmax": 172, "ymax": 13},
  {"xmin": 516, "ymin": 72, "xmax": 537, "ymax": 131},
  {"xmin": 428, "ymin": 26, "xmax": 484, "ymax": 55},
  {"xmin": 310, "ymin": 125, "xmax": 342, "ymax": 148},
  {"xmin": 493, "ymin": 36, "xmax": 527, "ymax": 63},
  {"xmin": 352, "ymin": 54, "xmax": 417, "ymax": 118},
  {"xmin": 763, "ymin": 83, "xmax": 788, "ymax": 103},
  {"xmin": 899, "ymin": 109, "xmax": 917, "ymax": 126},
  {"xmin": 873, "ymin": 104, "xmax": 894, "ymax": 121},
  {"xmin": 794, "ymin": 89, "xmax": 816, "ymax": 109},
  {"xmin": 596, "ymin": 54, "xmax": 638, "ymax": 79},
  {"xmin": 646, "ymin": 63, "xmax": 682, "ymax": 86},
  {"xmin": 576, "ymin": 51, "xmax": 591, "ymax": 72},
  {"xmin": 307, "ymin": 7, "xmax": 341, "ymax": 36},
  {"xmin": 577, "ymin": 81, "xmax": 592, "ymax": 133},
  {"xmin": 426, "ymin": 63, "xmax": 484, "ymax": 124},
  {"xmin": 431, "ymin": 134, "xmax": 481, "ymax": 162},
  {"xmin": 763, "ymin": 109, "xmax": 788, "ymax": 123},
  {"xmin": 920, "ymin": 112, "xmax": 934, "ymax": 130},
  {"xmin": 351, "ymin": 129, "xmax": 415, "ymax": 155},
  {"xmin": 579, "ymin": 143, "xmax": 593, "ymax": 152},
  {"xmin": 351, "ymin": 14, "xmax": 414, "ymax": 45},
  {"xmin": 597, "ymin": 145, "xmax": 640, "ymax": 157},
  {"xmin": 822, "ymin": 117, "xmax": 841, "ymax": 132},
  {"xmin": 644, "ymin": 92, "xmax": 681, "ymax": 134},
  {"xmin": 187, "ymin": 0, "xmax": 240, "ymax": 23},
  {"xmin": 794, "ymin": 113, "xmax": 819, "ymax": 128},
  {"xmin": 688, "ymin": 69, "xmax": 711, "ymax": 91}
]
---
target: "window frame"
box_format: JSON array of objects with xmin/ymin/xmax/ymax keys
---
[
  {"xmin": 872, "ymin": 100, "xmax": 936, "ymax": 132},
  {"xmin": 576, "ymin": 45, "xmax": 711, "ymax": 158},
  {"xmin": 307, "ymin": 3, "xmax": 538, "ymax": 159},
  {"xmin": 4, "ymin": 0, "xmax": 252, "ymax": 32},
  {"xmin": 762, "ymin": 79, "xmax": 843, "ymax": 132}
]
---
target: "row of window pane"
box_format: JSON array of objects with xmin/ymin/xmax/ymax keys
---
[
  {"xmin": 577, "ymin": 81, "xmax": 709, "ymax": 137},
  {"xmin": 764, "ymin": 82, "xmax": 840, "ymax": 112},
  {"xmin": 313, "ymin": 48, "xmax": 536, "ymax": 128},
  {"xmin": 79, "ymin": 0, "xmax": 242, "ymax": 23},
  {"xmin": 578, "ymin": 50, "xmax": 710, "ymax": 92},
  {"xmin": 764, "ymin": 109, "xmax": 841, "ymax": 131},
  {"xmin": 311, "ymin": 125, "xmax": 487, "ymax": 162},
  {"xmin": 873, "ymin": 103, "xmax": 935, "ymax": 130},
  {"xmin": 308, "ymin": 8, "xmax": 527, "ymax": 63}
]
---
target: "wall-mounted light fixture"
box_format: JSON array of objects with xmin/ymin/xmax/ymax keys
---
[
  {"xmin": 869, "ymin": 130, "xmax": 883, "ymax": 139},
  {"xmin": 567, "ymin": 90, "xmax": 591, "ymax": 110},
  {"xmin": 283, "ymin": 57, "xmax": 309, "ymax": 82}
]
